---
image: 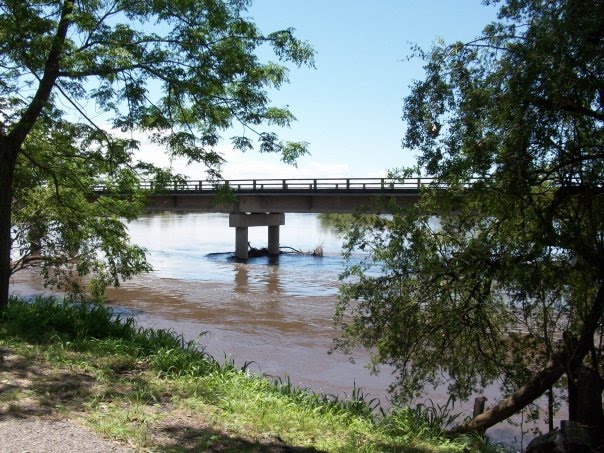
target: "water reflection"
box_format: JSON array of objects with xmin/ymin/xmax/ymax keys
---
[
  {"xmin": 263, "ymin": 264, "xmax": 282, "ymax": 295},
  {"xmin": 234, "ymin": 264, "xmax": 249, "ymax": 293},
  {"xmin": 233, "ymin": 259, "xmax": 283, "ymax": 296}
]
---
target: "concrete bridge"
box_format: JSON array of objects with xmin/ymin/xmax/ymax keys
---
[{"xmin": 98, "ymin": 178, "xmax": 430, "ymax": 259}]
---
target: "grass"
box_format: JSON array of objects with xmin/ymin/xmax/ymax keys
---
[{"xmin": 0, "ymin": 296, "xmax": 499, "ymax": 452}]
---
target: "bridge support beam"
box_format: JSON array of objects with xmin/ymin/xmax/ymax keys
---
[{"xmin": 229, "ymin": 213, "xmax": 285, "ymax": 259}]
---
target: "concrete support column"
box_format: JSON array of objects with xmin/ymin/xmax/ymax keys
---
[
  {"xmin": 268, "ymin": 225, "xmax": 280, "ymax": 256},
  {"xmin": 235, "ymin": 227, "xmax": 249, "ymax": 259},
  {"xmin": 230, "ymin": 213, "xmax": 285, "ymax": 260}
]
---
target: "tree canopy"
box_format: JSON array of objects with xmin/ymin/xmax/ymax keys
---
[
  {"xmin": 0, "ymin": 0, "xmax": 314, "ymax": 306},
  {"xmin": 334, "ymin": 0, "xmax": 603, "ymax": 439}
]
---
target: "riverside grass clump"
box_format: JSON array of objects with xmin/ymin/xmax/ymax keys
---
[{"xmin": 0, "ymin": 297, "xmax": 496, "ymax": 452}]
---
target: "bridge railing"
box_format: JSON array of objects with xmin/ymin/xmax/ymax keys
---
[{"xmin": 106, "ymin": 177, "xmax": 439, "ymax": 193}]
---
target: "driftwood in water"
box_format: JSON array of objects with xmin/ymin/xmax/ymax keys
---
[
  {"xmin": 279, "ymin": 244, "xmax": 323, "ymax": 256},
  {"xmin": 279, "ymin": 246, "xmax": 303, "ymax": 254},
  {"xmin": 247, "ymin": 244, "xmax": 270, "ymax": 257},
  {"xmin": 245, "ymin": 243, "xmax": 323, "ymax": 257}
]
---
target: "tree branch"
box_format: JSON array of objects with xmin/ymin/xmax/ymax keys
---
[
  {"xmin": 9, "ymin": 0, "xmax": 73, "ymax": 147},
  {"xmin": 531, "ymin": 97, "xmax": 604, "ymax": 122},
  {"xmin": 450, "ymin": 280, "xmax": 604, "ymax": 435}
]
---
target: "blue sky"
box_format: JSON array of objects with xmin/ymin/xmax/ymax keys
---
[{"xmin": 145, "ymin": 1, "xmax": 500, "ymax": 180}]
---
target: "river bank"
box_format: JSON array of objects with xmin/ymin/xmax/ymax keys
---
[
  {"xmin": 10, "ymin": 266, "xmax": 542, "ymax": 450},
  {"xmin": 7, "ymin": 212, "xmax": 555, "ymax": 449},
  {"xmin": 0, "ymin": 297, "xmax": 489, "ymax": 452}
]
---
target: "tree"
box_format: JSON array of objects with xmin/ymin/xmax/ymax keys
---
[
  {"xmin": 334, "ymin": 0, "xmax": 603, "ymax": 439},
  {"xmin": 0, "ymin": 0, "xmax": 314, "ymax": 307}
]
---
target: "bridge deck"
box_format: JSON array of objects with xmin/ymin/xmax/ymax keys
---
[
  {"xmin": 94, "ymin": 178, "xmax": 431, "ymax": 213},
  {"xmin": 95, "ymin": 177, "xmax": 434, "ymax": 194}
]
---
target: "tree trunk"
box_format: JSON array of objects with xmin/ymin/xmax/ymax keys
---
[
  {"xmin": 567, "ymin": 364, "xmax": 604, "ymax": 428},
  {"xmin": 449, "ymin": 358, "xmax": 565, "ymax": 435},
  {"xmin": 0, "ymin": 1, "xmax": 73, "ymax": 309},
  {"xmin": 450, "ymin": 281, "xmax": 604, "ymax": 436},
  {"xmin": 0, "ymin": 140, "xmax": 16, "ymax": 309}
]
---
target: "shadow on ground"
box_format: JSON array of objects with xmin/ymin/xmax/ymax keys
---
[
  {"xmin": 0, "ymin": 350, "xmax": 97, "ymax": 419},
  {"xmin": 155, "ymin": 422, "xmax": 323, "ymax": 452},
  {"xmin": 0, "ymin": 347, "xmax": 324, "ymax": 452}
]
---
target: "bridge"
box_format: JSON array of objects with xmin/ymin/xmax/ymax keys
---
[
  {"xmin": 140, "ymin": 177, "xmax": 428, "ymax": 213},
  {"xmin": 98, "ymin": 178, "xmax": 431, "ymax": 259}
]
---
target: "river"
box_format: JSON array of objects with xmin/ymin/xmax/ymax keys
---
[{"xmin": 10, "ymin": 211, "xmax": 550, "ymax": 449}]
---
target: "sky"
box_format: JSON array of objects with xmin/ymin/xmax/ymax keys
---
[{"xmin": 140, "ymin": 0, "xmax": 501, "ymax": 180}]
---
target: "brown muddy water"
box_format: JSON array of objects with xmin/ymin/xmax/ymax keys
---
[{"xmin": 10, "ymin": 212, "xmax": 557, "ymax": 449}]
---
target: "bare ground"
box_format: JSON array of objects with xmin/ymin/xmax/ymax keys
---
[
  {"xmin": 0, "ymin": 348, "xmax": 320, "ymax": 452},
  {"xmin": 0, "ymin": 418, "xmax": 133, "ymax": 453},
  {"xmin": 0, "ymin": 350, "xmax": 134, "ymax": 452}
]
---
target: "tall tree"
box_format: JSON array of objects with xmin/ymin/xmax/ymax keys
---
[
  {"xmin": 0, "ymin": 0, "xmax": 314, "ymax": 307},
  {"xmin": 334, "ymin": 0, "xmax": 603, "ymax": 438}
]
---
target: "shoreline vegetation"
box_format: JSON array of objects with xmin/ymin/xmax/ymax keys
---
[{"xmin": 0, "ymin": 297, "xmax": 500, "ymax": 452}]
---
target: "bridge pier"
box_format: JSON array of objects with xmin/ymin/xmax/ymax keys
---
[
  {"xmin": 235, "ymin": 227, "xmax": 248, "ymax": 259},
  {"xmin": 268, "ymin": 225, "xmax": 280, "ymax": 256},
  {"xmin": 229, "ymin": 213, "xmax": 285, "ymax": 259}
]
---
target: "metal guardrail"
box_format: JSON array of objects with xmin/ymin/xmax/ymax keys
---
[{"xmin": 94, "ymin": 178, "xmax": 437, "ymax": 193}]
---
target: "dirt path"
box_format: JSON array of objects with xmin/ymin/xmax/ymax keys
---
[
  {"xmin": 0, "ymin": 350, "xmax": 134, "ymax": 452},
  {"xmin": 0, "ymin": 418, "xmax": 133, "ymax": 453}
]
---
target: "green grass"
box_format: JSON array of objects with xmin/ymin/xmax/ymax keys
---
[{"xmin": 0, "ymin": 297, "xmax": 499, "ymax": 452}]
